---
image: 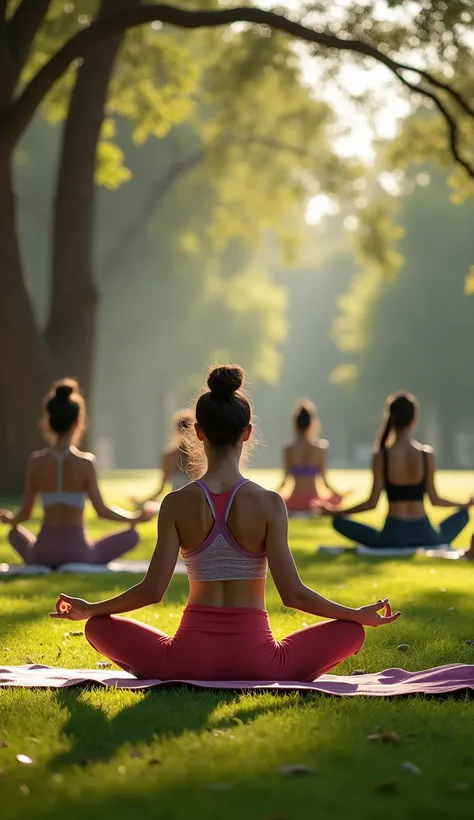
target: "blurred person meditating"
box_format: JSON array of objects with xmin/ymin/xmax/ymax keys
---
[
  {"xmin": 0, "ymin": 380, "xmax": 153, "ymax": 568},
  {"xmin": 278, "ymin": 400, "xmax": 346, "ymax": 515},
  {"xmin": 132, "ymin": 409, "xmax": 192, "ymax": 510},
  {"xmin": 325, "ymin": 393, "xmax": 471, "ymax": 549},
  {"xmin": 51, "ymin": 366, "xmax": 399, "ymax": 682}
]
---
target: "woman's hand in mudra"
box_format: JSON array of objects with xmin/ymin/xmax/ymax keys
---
[
  {"xmin": 355, "ymin": 600, "xmax": 401, "ymax": 628},
  {"xmin": 50, "ymin": 594, "xmax": 93, "ymax": 621}
]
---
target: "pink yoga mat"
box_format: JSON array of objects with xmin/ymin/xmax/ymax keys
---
[{"xmin": 1, "ymin": 664, "xmax": 473, "ymax": 696}]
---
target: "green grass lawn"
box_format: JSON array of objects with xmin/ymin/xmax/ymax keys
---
[{"xmin": 1, "ymin": 470, "xmax": 474, "ymax": 820}]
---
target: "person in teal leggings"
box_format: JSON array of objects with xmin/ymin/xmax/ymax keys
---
[{"xmin": 326, "ymin": 393, "xmax": 472, "ymax": 549}]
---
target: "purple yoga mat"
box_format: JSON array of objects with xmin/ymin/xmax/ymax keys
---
[{"xmin": 1, "ymin": 664, "xmax": 474, "ymax": 696}]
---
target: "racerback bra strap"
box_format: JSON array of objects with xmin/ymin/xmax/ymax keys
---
[
  {"xmin": 194, "ymin": 479, "xmax": 216, "ymax": 517},
  {"xmin": 224, "ymin": 479, "xmax": 249, "ymax": 521},
  {"xmin": 194, "ymin": 478, "xmax": 250, "ymax": 524},
  {"xmin": 50, "ymin": 447, "xmax": 70, "ymax": 492}
]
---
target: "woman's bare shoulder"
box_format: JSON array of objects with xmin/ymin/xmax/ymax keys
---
[
  {"xmin": 241, "ymin": 482, "xmax": 286, "ymax": 512},
  {"xmin": 413, "ymin": 442, "xmax": 434, "ymax": 455},
  {"xmin": 315, "ymin": 438, "xmax": 329, "ymax": 451},
  {"xmin": 30, "ymin": 447, "xmax": 50, "ymax": 462}
]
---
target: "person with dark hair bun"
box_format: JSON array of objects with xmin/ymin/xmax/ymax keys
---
[
  {"xmin": 51, "ymin": 365, "xmax": 400, "ymax": 683},
  {"xmin": 278, "ymin": 399, "xmax": 345, "ymax": 515},
  {"xmin": 0, "ymin": 379, "xmax": 154, "ymax": 568},
  {"xmin": 131, "ymin": 409, "xmax": 192, "ymax": 510},
  {"xmin": 324, "ymin": 392, "xmax": 472, "ymax": 549}
]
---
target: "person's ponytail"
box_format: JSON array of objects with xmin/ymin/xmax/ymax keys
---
[
  {"xmin": 378, "ymin": 415, "xmax": 393, "ymax": 451},
  {"xmin": 376, "ymin": 392, "xmax": 418, "ymax": 452}
]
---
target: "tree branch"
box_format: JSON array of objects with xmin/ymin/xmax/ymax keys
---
[
  {"xmin": 100, "ymin": 126, "xmax": 329, "ymax": 284},
  {"xmin": 7, "ymin": 0, "xmax": 52, "ymax": 74},
  {"xmin": 100, "ymin": 146, "xmax": 204, "ymax": 283},
  {"xmin": 2, "ymin": 5, "xmax": 473, "ymax": 176}
]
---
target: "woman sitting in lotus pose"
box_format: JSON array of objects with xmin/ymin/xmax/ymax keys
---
[
  {"xmin": 0, "ymin": 379, "xmax": 153, "ymax": 568},
  {"xmin": 327, "ymin": 393, "xmax": 471, "ymax": 550},
  {"xmin": 278, "ymin": 400, "xmax": 345, "ymax": 515},
  {"xmin": 51, "ymin": 366, "xmax": 399, "ymax": 682}
]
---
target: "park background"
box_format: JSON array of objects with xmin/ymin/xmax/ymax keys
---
[
  {"xmin": 2, "ymin": 1, "xmax": 474, "ymax": 492},
  {"xmin": 2, "ymin": 5, "xmax": 474, "ymax": 820}
]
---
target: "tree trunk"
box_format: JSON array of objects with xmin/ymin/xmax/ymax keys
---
[
  {"xmin": 46, "ymin": 0, "xmax": 139, "ymax": 401},
  {"xmin": 0, "ymin": 154, "xmax": 53, "ymax": 493}
]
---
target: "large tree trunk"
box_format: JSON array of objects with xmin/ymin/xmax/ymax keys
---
[
  {"xmin": 0, "ymin": 155, "xmax": 53, "ymax": 493},
  {"xmin": 45, "ymin": 0, "xmax": 140, "ymax": 402}
]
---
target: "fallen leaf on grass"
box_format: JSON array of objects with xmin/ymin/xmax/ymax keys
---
[
  {"xmin": 0, "ymin": 740, "xmax": 8, "ymax": 748},
  {"xmin": 52, "ymin": 773, "xmax": 64, "ymax": 784},
  {"xmin": 280, "ymin": 764, "xmax": 315, "ymax": 776},
  {"xmin": 2, "ymin": 648, "xmax": 10, "ymax": 652},
  {"xmin": 64, "ymin": 632, "xmax": 83, "ymax": 638},
  {"xmin": 397, "ymin": 644, "xmax": 410, "ymax": 652},
  {"xmin": 375, "ymin": 781, "xmax": 398, "ymax": 793},
  {"xmin": 401, "ymin": 761, "xmax": 421, "ymax": 775},
  {"xmin": 367, "ymin": 731, "xmax": 401, "ymax": 743},
  {"xmin": 464, "ymin": 640, "xmax": 474, "ymax": 646},
  {"xmin": 16, "ymin": 754, "xmax": 33, "ymax": 765},
  {"xmin": 96, "ymin": 662, "xmax": 112, "ymax": 669},
  {"xmin": 149, "ymin": 759, "xmax": 162, "ymax": 766},
  {"xmin": 19, "ymin": 784, "xmax": 30, "ymax": 796},
  {"xmin": 351, "ymin": 669, "xmax": 368, "ymax": 676}
]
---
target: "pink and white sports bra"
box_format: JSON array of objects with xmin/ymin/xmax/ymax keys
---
[{"xmin": 181, "ymin": 479, "xmax": 268, "ymax": 582}]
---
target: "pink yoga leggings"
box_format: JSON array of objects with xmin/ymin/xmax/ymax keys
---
[
  {"xmin": 85, "ymin": 605, "xmax": 365, "ymax": 681},
  {"xmin": 8, "ymin": 523, "xmax": 139, "ymax": 569}
]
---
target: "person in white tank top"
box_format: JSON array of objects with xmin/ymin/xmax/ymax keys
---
[{"xmin": 1, "ymin": 379, "xmax": 154, "ymax": 568}]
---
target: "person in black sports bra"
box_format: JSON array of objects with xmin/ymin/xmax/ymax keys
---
[{"xmin": 325, "ymin": 393, "xmax": 472, "ymax": 549}]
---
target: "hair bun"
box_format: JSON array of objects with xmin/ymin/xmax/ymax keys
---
[
  {"xmin": 207, "ymin": 365, "xmax": 244, "ymax": 399},
  {"xmin": 55, "ymin": 385, "xmax": 74, "ymax": 402}
]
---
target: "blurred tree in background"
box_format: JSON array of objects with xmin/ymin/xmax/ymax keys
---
[{"xmin": 1, "ymin": 1, "xmax": 473, "ymax": 484}]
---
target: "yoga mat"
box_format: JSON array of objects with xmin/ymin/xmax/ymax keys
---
[
  {"xmin": 0, "ymin": 560, "xmax": 187, "ymax": 577},
  {"xmin": 1, "ymin": 663, "xmax": 473, "ymax": 696},
  {"xmin": 318, "ymin": 544, "xmax": 458, "ymax": 558}
]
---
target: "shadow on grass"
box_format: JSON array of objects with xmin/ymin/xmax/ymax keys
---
[{"xmin": 51, "ymin": 687, "xmax": 296, "ymax": 770}]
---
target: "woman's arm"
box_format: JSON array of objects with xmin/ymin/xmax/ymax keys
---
[
  {"xmin": 265, "ymin": 493, "xmax": 400, "ymax": 627},
  {"xmin": 135, "ymin": 453, "xmax": 171, "ymax": 505},
  {"xmin": 276, "ymin": 447, "xmax": 291, "ymax": 492},
  {"xmin": 318, "ymin": 442, "xmax": 342, "ymax": 496},
  {"xmin": 1, "ymin": 457, "xmax": 37, "ymax": 526},
  {"xmin": 425, "ymin": 452, "xmax": 472, "ymax": 508},
  {"xmin": 330, "ymin": 453, "xmax": 383, "ymax": 516},
  {"xmin": 87, "ymin": 458, "xmax": 152, "ymax": 523},
  {"xmin": 51, "ymin": 494, "xmax": 180, "ymax": 620}
]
